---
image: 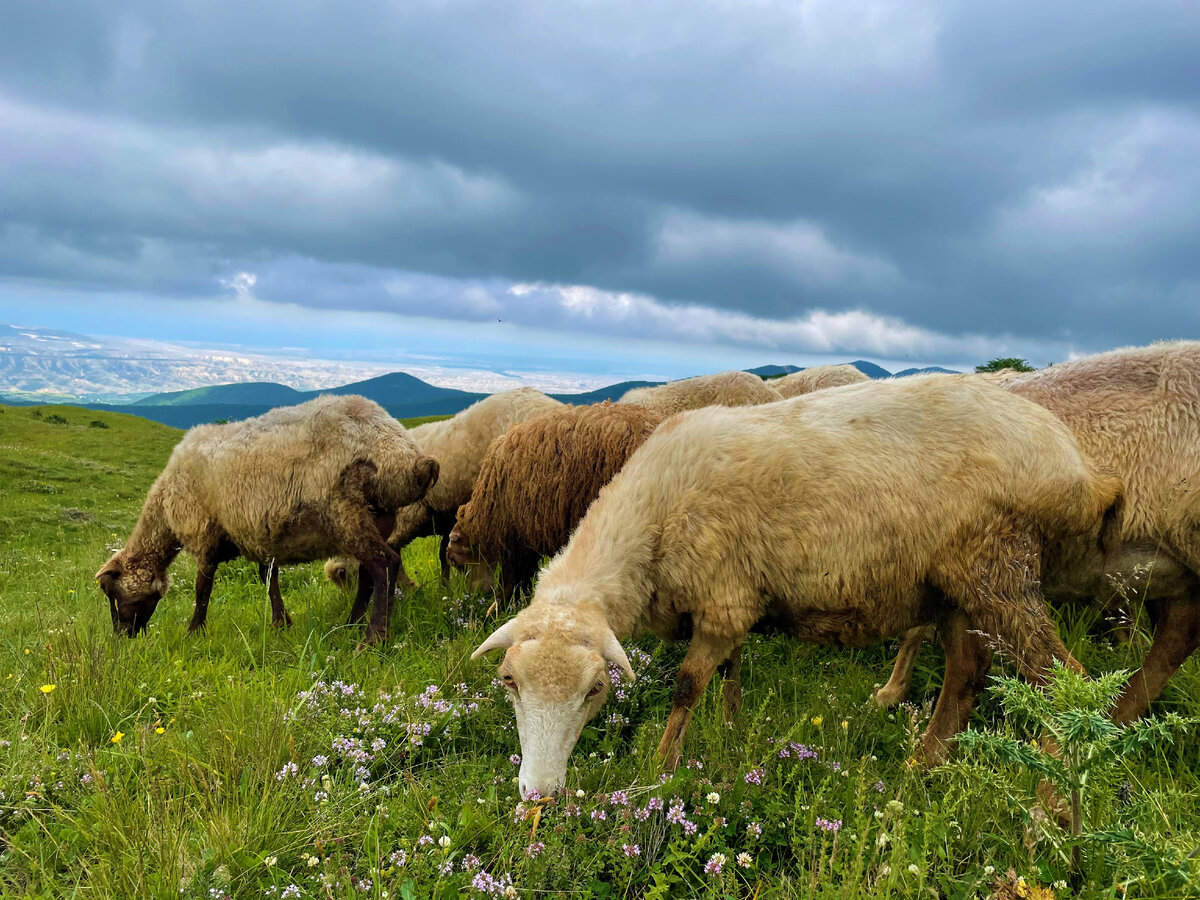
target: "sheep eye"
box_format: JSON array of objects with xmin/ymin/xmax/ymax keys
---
[
  {"xmin": 586, "ymin": 681, "xmax": 604, "ymax": 699},
  {"xmin": 502, "ymin": 674, "xmax": 518, "ymax": 692}
]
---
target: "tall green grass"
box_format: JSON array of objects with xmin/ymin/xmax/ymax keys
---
[{"xmin": 0, "ymin": 404, "xmax": 1197, "ymax": 899}]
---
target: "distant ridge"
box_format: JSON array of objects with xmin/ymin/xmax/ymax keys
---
[
  {"xmin": 848, "ymin": 360, "xmax": 893, "ymax": 379},
  {"xmin": 893, "ymin": 366, "xmax": 959, "ymax": 377},
  {"xmin": 12, "ymin": 360, "xmax": 964, "ymax": 429}
]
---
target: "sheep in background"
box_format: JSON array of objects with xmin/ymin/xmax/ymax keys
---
[
  {"xmin": 876, "ymin": 341, "xmax": 1200, "ymax": 723},
  {"xmin": 473, "ymin": 375, "xmax": 1121, "ymax": 797},
  {"xmin": 446, "ymin": 402, "xmax": 666, "ymax": 599},
  {"xmin": 96, "ymin": 395, "xmax": 439, "ymax": 644},
  {"xmin": 772, "ymin": 364, "xmax": 870, "ymax": 397},
  {"xmin": 620, "ymin": 369, "xmax": 781, "ymax": 414},
  {"xmin": 326, "ymin": 388, "xmax": 564, "ymax": 593}
]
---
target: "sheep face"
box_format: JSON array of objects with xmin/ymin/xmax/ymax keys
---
[
  {"xmin": 472, "ymin": 610, "xmax": 634, "ymax": 797},
  {"xmin": 446, "ymin": 523, "xmax": 495, "ymax": 592},
  {"xmin": 95, "ymin": 556, "xmax": 167, "ymax": 635}
]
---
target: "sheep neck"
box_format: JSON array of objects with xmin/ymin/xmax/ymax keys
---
[
  {"xmin": 126, "ymin": 483, "xmax": 182, "ymax": 570},
  {"xmin": 532, "ymin": 502, "xmax": 655, "ymax": 641}
]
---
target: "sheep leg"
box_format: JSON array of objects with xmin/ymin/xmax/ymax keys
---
[
  {"xmin": 874, "ymin": 625, "xmax": 935, "ymax": 707},
  {"xmin": 438, "ymin": 532, "xmax": 451, "ymax": 582},
  {"xmin": 188, "ymin": 538, "xmax": 240, "ymax": 633},
  {"xmin": 265, "ymin": 561, "xmax": 293, "ymax": 628},
  {"xmin": 720, "ymin": 642, "xmax": 744, "ymax": 722},
  {"xmin": 188, "ymin": 558, "xmax": 219, "ymax": 634},
  {"xmin": 362, "ymin": 552, "xmax": 401, "ymax": 645},
  {"xmin": 1112, "ymin": 596, "xmax": 1200, "ymax": 724},
  {"xmin": 347, "ymin": 571, "xmax": 371, "ymax": 625},
  {"xmin": 656, "ymin": 631, "xmax": 739, "ymax": 770},
  {"xmin": 938, "ymin": 527, "xmax": 1082, "ymax": 684},
  {"xmin": 920, "ymin": 612, "xmax": 992, "ymax": 765}
]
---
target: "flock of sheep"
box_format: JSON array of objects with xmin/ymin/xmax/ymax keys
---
[{"xmin": 97, "ymin": 341, "xmax": 1200, "ymax": 799}]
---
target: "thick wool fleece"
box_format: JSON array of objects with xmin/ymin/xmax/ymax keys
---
[
  {"xmin": 620, "ymin": 370, "xmax": 781, "ymax": 415},
  {"xmin": 386, "ymin": 387, "xmax": 564, "ymax": 547},
  {"xmin": 772, "ymin": 364, "xmax": 870, "ymax": 398},
  {"xmin": 115, "ymin": 394, "xmax": 431, "ymax": 566},
  {"xmin": 450, "ymin": 402, "xmax": 666, "ymax": 592}
]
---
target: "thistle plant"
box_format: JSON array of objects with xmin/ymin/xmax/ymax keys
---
[{"xmin": 955, "ymin": 663, "xmax": 1199, "ymax": 895}]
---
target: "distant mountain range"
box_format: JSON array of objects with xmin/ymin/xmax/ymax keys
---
[
  {"xmin": 1, "ymin": 325, "xmax": 963, "ymax": 428},
  {"xmin": 2, "ymin": 363, "xmax": 961, "ymax": 429}
]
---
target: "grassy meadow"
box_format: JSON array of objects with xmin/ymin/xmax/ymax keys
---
[{"xmin": 1, "ymin": 404, "xmax": 1198, "ymax": 899}]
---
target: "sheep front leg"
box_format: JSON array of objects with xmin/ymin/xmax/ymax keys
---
[
  {"xmin": 874, "ymin": 625, "xmax": 934, "ymax": 707},
  {"xmin": 1113, "ymin": 595, "xmax": 1200, "ymax": 724},
  {"xmin": 362, "ymin": 549, "xmax": 402, "ymax": 645},
  {"xmin": 264, "ymin": 561, "xmax": 293, "ymax": 628},
  {"xmin": 657, "ymin": 631, "xmax": 740, "ymax": 771},
  {"xmin": 920, "ymin": 611, "xmax": 992, "ymax": 765},
  {"xmin": 188, "ymin": 558, "xmax": 219, "ymax": 634}
]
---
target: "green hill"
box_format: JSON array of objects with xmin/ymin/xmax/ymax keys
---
[{"xmin": 132, "ymin": 382, "xmax": 306, "ymax": 407}]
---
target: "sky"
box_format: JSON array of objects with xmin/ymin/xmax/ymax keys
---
[{"xmin": 1, "ymin": 0, "xmax": 1198, "ymax": 381}]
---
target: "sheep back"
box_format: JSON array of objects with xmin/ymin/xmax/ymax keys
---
[
  {"xmin": 620, "ymin": 370, "xmax": 781, "ymax": 414},
  {"xmin": 1003, "ymin": 341, "xmax": 1200, "ymax": 566},
  {"xmin": 773, "ymin": 364, "xmax": 870, "ymax": 398}
]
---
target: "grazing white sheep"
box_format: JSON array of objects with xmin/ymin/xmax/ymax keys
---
[
  {"xmin": 473, "ymin": 376, "xmax": 1121, "ymax": 796},
  {"xmin": 96, "ymin": 395, "xmax": 438, "ymax": 643}
]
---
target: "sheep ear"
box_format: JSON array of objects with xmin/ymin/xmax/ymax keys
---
[
  {"xmin": 95, "ymin": 560, "xmax": 121, "ymax": 595},
  {"xmin": 471, "ymin": 619, "xmax": 519, "ymax": 660},
  {"xmin": 602, "ymin": 630, "xmax": 635, "ymax": 682}
]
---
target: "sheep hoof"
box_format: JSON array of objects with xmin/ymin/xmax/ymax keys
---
[
  {"xmin": 872, "ymin": 685, "xmax": 903, "ymax": 708},
  {"xmin": 272, "ymin": 613, "xmax": 293, "ymax": 629},
  {"xmin": 187, "ymin": 621, "xmax": 207, "ymax": 635}
]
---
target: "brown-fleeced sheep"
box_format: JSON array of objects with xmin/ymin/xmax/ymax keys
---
[
  {"xmin": 325, "ymin": 388, "xmax": 564, "ymax": 597},
  {"xmin": 620, "ymin": 369, "xmax": 781, "ymax": 414},
  {"xmin": 772, "ymin": 364, "xmax": 870, "ymax": 398},
  {"xmin": 472, "ymin": 375, "xmax": 1122, "ymax": 796},
  {"xmin": 446, "ymin": 402, "xmax": 667, "ymax": 598},
  {"xmin": 96, "ymin": 395, "xmax": 439, "ymax": 643},
  {"xmin": 876, "ymin": 341, "xmax": 1200, "ymax": 723}
]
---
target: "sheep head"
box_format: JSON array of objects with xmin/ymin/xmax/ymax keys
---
[
  {"xmin": 95, "ymin": 553, "xmax": 168, "ymax": 636},
  {"xmin": 472, "ymin": 604, "xmax": 634, "ymax": 798}
]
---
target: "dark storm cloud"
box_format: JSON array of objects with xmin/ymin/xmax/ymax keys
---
[{"xmin": 0, "ymin": 0, "xmax": 1197, "ymax": 359}]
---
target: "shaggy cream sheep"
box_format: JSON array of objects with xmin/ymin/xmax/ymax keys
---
[
  {"xmin": 876, "ymin": 342, "xmax": 1200, "ymax": 723},
  {"xmin": 772, "ymin": 364, "xmax": 870, "ymax": 398},
  {"xmin": 473, "ymin": 375, "xmax": 1121, "ymax": 796},
  {"xmin": 620, "ymin": 369, "xmax": 781, "ymax": 414},
  {"xmin": 96, "ymin": 395, "xmax": 439, "ymax": 643},
  {"xmin": 326, "ymin": 388, "xmax": 564, "ymax": 595}
]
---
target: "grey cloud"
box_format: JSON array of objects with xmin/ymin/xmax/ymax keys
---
[{"xmin": 0, "ymin": 0, "xmax": 1197, "ymax": 357}]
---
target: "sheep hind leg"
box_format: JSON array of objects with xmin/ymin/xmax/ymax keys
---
[
  {"xmin": 657, "ymin": 630, "xmax": 740, "ymax": 771},
  {"xmin": 1112, "ymin": 595, "xmax": 1200, "ymax": 724},
  {"xmin": 362, "ymin": 551, "xmax": 401, "ymax": 645},
  {"xmin": 874, "ymin": 625, "xmax": 934, "ymax": 707},
  {"xmin": 720, "ymin": 642, "xmax": 744, "ymax": 722},
  {"xmin": 265, "ymin": 561, "xmax": 292, "ymax": 628},
  {"xmin": 920, "ymin": 611, "xmax": 992, "ymax": 765},
  {"xmin": 347, "ymin": 567, "xmax": 371, "ymax": 625}
]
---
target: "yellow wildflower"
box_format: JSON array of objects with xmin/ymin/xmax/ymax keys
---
[
  {"xmin": 40, "ymin": 684, "xmax": 56, "ymax": 694},
  {"xmin": 111, "ymin": 731, "xmax": 124, "ymax": 744},
  {"xmin": 155, "ymin": 727, "xmax": 165, "ymax": 735},
  {"xmin": 811, "ymin": 716, "xmax": 823, "ymax": 727}
]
